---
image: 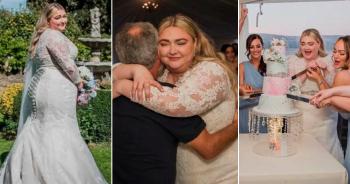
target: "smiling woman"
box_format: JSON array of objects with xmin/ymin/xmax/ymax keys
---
[
  {"xmin": 47, "ymin": 9, "xmax": 67, "ymax": 32},
  {"xmin": 158, "ymin": 26, "xmax": 196, "ymax": 75}
]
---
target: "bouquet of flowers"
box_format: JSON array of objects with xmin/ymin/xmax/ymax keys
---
[{"xmin": 77, "ymin": 66, "xmax": 97, "ymax": 105}]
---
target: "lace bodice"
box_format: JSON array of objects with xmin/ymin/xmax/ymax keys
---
[
  {"xmin": 141, "ymin": 61, "xmax": 233, "ymax": 117},
  {"xmin": 33, "ymin": 29, "xmax": 81, "ymax": 84}
]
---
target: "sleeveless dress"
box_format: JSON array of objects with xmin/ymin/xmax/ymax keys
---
[
  {"xmin": 139, "ymin": 61, "xmax": 237, "ymax": 184},
  {"xmin": 288, "ymin": 55, "xmax": 344, "ymax": 164},
  {"xmin": 0, "ymin": 29, "xmax": 107, "ymax": 184},
  {"xmin": 239, "ymin": 61, "xmax": 263, "ymax": 133}
]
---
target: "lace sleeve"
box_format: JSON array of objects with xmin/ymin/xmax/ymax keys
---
[
  {"xmin": 46, "ymin": 30, "xmax": 81, "ymax": 84},
  {"xmin": 141, "ymin": 61, "xmax": 231, "ymax": 117}
]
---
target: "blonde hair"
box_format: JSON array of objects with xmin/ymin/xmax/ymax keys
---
[
  {"xmin": 158, "ymin": 14, "xmax": 235, "ymax": 92},
  {"xmin": 29, "ymin": 3, "xmax": 65, "ymax": 57},
  {"xmin": 296, "ymin": 28, "xmax": 327, "ymax": 58},
  {"xmin": 216, "ymin": 52, "xmax": 227, "ymax": 62}
]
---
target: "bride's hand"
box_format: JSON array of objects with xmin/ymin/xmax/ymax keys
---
[
  {"xmin": 131, "ymin": 65, "xmax": 164, "ymax": 102},
  {"xmin": 306, "ymin": 67, "xmax": 323, "ymax": 82},
  {"xmin": 77, "ymin": 81, "xmax": 84, "ymax": 90}
]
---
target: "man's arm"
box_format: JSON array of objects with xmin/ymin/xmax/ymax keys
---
[{"xmin": 187, "ymin": 110, "xmax": 238, "ymax": 160}]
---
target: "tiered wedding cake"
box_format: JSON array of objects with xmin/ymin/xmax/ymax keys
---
[
  {"xmin": 253, "ymin": 39, "xmax": 299, "ymax": 115},
  {"xmin": 249, "ymin": 38, "xmax": 302, "ymax": 157}
]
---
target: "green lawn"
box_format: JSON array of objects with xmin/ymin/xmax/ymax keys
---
[
  {"xmin": 90, "ymin": 142, "xmax": 112, "ymax": 183},
  {"xmin": 0, "ymin": 139, "xmax": 13, "ymax": 165},
  {"xmin": 0, "ymin": 139, "xmax": 111, "ymax": 183}
]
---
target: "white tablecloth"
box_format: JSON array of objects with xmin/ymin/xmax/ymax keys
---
[{"xmin": 240, "ymin": 134, "xmax": 348, "ymax": 184}]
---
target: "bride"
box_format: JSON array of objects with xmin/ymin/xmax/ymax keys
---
[
  {"xmin": 0, "ymin": 3, "xmax": 107, "ymax": 183},
  {"xmin": 288, "ymin": 28, "xmax": 343, "ymax": 163}
]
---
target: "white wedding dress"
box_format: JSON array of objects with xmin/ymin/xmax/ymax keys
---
[
  {"xmin": 288, "ymin": 55, "xmax": 344, "ymax": 163},
  {"xmin": 140, "ymin": 61, "xmax": 237, "ymax": 184},
  {"xmin": 0, "ymin": 29, "xmax": 107, "ymax": 184}
]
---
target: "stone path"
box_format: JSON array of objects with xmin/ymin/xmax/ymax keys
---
[{"xmin": 0, "ymin": 74, "xmax": 23, "ymax": 92}]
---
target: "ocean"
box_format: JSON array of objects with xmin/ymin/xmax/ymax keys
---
[{"xmin": 286, "ymin": 48, "xmax": 332, "ymax": 56}]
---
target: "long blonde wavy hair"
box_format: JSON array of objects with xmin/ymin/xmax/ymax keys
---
[
  {"xmin": 158, "ymin": 14, "xmax": 236, "ymax": 94},
  {"xmin": 29, "ymin": 3, "xmax": 65, "ymax": 58}
]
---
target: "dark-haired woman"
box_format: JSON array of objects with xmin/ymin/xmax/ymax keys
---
[{"xmin": 239, "ymin": 34, "xmax": 266, "ymax": 133}]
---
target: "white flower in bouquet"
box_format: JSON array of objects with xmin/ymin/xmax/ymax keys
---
[
  {"xmin": 271, "ymin": 38, "xmax": 286, "ymax": 47},
  {"xmin": 78, "ymin": 66, "xmax": 94, "ymax": 81},
  {"xmin": 264, "ymin": 38, "xmax": 287, "ymax": 64},
  {"xmin": 264, "ymin": 48, "xmax": 285, "ymax": 64}
]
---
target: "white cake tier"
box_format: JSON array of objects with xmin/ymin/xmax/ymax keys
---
[
  {"xmin": 253, "ymin": 94, "xmax": 300, "ymax": 116},
  {"xmin": 266, "ymin": 61, "xmax": 288, "ymax": 76}
]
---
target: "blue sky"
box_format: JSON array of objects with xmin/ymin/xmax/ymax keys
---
[
  {"xmin": 0, "ymin": 0, "xmax": 26, "ymax": 10},
  {"xmin": 247, "ymin": 1, "xmax": 350, "ymax": 36}
]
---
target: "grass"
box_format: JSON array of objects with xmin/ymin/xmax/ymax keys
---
[
  {"xmin": 90, "ymin": 142, "xmax": 112, "ymax": 183},
  {"xmin": 0, "ymin": 139, "xmax": 13, "ymax": 165},
  {"xmin": 0, "ymin": 139, "xmax": 111, "ymax": 183}
]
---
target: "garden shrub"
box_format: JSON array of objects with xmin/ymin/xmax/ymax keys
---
[
  {"xmin": 77, "ymin": 89, "xmax": 111, "ymax": 143},
  {"xmin": 0, "ymin": 85, "xmax": 111, "ymax": 143},
  {"xmin": 0, "ymin": 8, "xmax": 110, "ymax": 74},
  {"xmin": 0, "ymin": 83, "xmax": 24, "ymax": 116},
  {"xmin": 0, "ymin": 10, "xmax": 36, "ymax": 74},
  {"xmin": 0, "ymin": 83, "xmax": 23, "ymax": 140}
]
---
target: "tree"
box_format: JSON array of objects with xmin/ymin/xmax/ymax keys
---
[{"xmin": 26, "ymin": 0, "xmax": 110, "ymax": 36}]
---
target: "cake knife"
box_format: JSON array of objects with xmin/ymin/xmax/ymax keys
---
[
  {"xmin": 291, "ymin": 69, "xmax": 307, "ymax": 80},
  {"xmin": 286, "ymin": 94, "xmax": 309, "ymax": 103},
  {"xmin": 249, "ymin": 92, "xmax": 262, "ymax": 98}
]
